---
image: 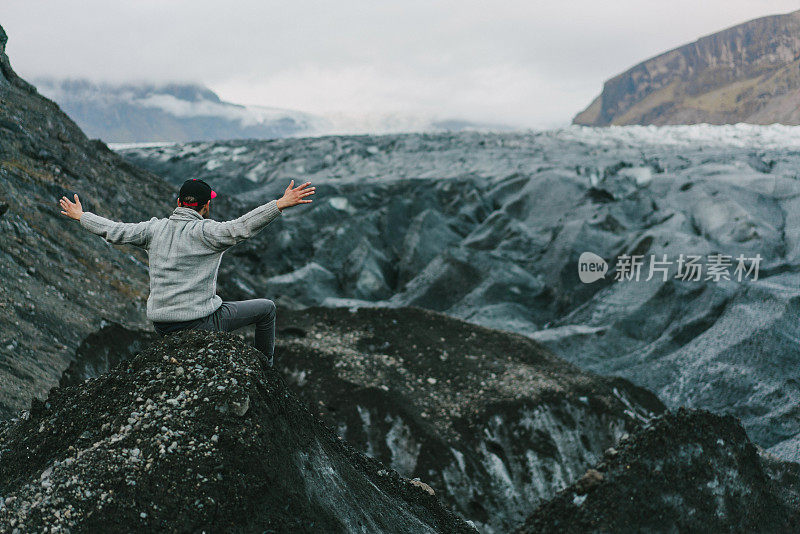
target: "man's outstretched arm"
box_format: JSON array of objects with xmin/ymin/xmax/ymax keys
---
[
  {"xmin": 60, "ymin": 194, "xmax": 154, "ymax": 248},
  {"xmin": 202, "ymin": 180, "xmax": 315, "ymax": 251}
]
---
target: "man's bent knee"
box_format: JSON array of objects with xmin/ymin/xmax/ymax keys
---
[{"xmin": 258, "ymin": 298, "xmax": 276, "ymax": 320}]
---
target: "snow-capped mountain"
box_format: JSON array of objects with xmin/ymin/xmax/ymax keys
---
[
  {"xmin": 33, "ymin": 78, "xmax": 511, "ymax": 143},
  {"xmin": 32, "ymin": 78, "xmax": 318, "ymax": 143}
]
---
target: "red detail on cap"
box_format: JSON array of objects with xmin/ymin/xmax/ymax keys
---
[
  {"xmin": 210, "ymin": 190, "xmax": 217, "ymax": 199},
  {"xmin": 181, "ymin": 201, "xmax": 199, "ymax": 206}
]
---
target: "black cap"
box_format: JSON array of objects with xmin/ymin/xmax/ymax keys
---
[{"xmin": 178, "ymin": 179, "xmax": 217, "ymax": 207}]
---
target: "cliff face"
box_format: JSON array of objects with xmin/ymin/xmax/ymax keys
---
[
  {"xmin": 573, "ymin": 10, "xmax": 800, "ymax": 126},
  {"xmin": 0, "ymin": 331, "xmax": 475, "ymax": 533}
]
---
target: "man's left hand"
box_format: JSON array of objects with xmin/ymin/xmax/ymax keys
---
[{"xmin": 276, "ymin": 180, "xmax": 315, "ymax": 211}]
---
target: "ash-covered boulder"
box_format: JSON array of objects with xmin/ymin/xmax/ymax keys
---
[
  {"xmin": 0, "ymin": 331, "xmax": 474, "ymax": 533},
  {"xmin": 38, "ymin": 307, "xmax": 665, "ymax": 532},
  {"xmin": 517, "ymin": 408, "xmax": 800, "ymax": 533},
  {"xmin": 274, "ymin": 306, "xmax": 665, "ymax": 532}
]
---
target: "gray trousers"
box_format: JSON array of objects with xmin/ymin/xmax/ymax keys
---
[{"xmin": 153, "ymin": 299, "xmax": 276, "ymax": 367}]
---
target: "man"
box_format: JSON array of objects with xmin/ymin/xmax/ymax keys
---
[{"xmin": 59, "ymin": 178, "xmax": 315, "ymax": 369}]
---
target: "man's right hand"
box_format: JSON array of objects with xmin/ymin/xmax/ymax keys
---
[
  {"xmin": 60, "ymin": 194, "xmax": 84, "ymax": 220},
  {"xmin": 276, "ymin": 180, "xmax": 315, "ymax": 211}
]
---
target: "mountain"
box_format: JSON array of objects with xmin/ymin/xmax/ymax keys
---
[
  {"xmin": 573, "ymin": 9, "xmax": 800, "ymax": 126},
  {"xmin": 0, "ymin": 24, "xmax": 185, "ymax": 419},
  {"xmin": 33, "ymin": 78, "xmax": 317, "ymax": 143},
  {"xmin": 0, "ymin": 331, "xmax": 475, "ymax": 533},
  {"xmin": 119, "ymin": 125, "xmax": 800, "ymax": 465},
  {"xmin": 518, "ymin": 409, "xmax": 800, "ymax": 533}
]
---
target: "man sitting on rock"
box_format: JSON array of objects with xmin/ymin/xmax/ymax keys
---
[{"xmin": 59, "ymin": 178, "xmax": 314, "ymax": 369}]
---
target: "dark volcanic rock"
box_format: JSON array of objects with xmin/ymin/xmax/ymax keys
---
[
  {"xmin": 58, "ymin": 322, "xmax": 159, "ymax": 389},
  {"xmin": 0, "ymin": 26, "xmax": 34, "ymax": 93},
  {"xmin": 0, "ymin": 23, "xmax": 187, "ymax": 418},
  {"xmin": 573, "ymin": 9, "xmax": 800, "ymax": 125},
  {"xmin": 274, "ymin": 306, "xmax": 664, "ymax": 532},
  {"xmin": 517, "ymin": 408, "xmax": 800, "ymax": 533},
  {"xmin": 0, "ymin": 331, "xmax": 474, "ymax": 533}
]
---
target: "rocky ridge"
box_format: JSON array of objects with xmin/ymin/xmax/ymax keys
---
[
  {"xmin": 0, "ymin": 22, "xmax": 199, "ymax": 419},
  {"xmin": 268, "ymin": 306, "xmax": 663, "ymax": 532}
]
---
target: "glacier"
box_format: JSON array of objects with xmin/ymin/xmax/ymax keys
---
[{"xmin": 120, "ymin": 124, "xmax": 800, "ymax": 461}]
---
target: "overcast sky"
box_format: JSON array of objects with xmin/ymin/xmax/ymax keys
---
[{"xmin": 2, "ymin": 1, "xmax": 799, "ymax": 128}]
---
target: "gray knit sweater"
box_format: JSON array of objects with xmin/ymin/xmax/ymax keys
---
[{"xmin": 79, "ymin": 201, "xmax": 282, "ymax": 321}]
